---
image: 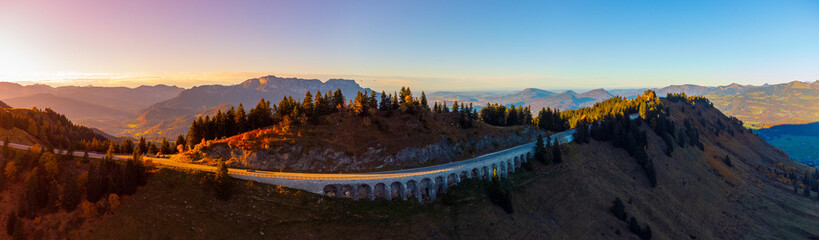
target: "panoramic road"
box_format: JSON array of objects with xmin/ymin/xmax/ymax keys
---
[
  {"xmin": 0, "ymin": 114, "xmax": 628, "ymax": 182},
  {"xmin": 0, "ymin": 130, "xmax": 569, "ymax": 181}
]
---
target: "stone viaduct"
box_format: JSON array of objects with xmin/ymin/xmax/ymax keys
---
[{"xmin": 229, "ymin": 129, "xmax": 576, "ymax": 202}]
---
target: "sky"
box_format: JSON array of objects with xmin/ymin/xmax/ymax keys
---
[{"xmin": 0, "ymin": 0, "xmax": 818, "ymax": 91}]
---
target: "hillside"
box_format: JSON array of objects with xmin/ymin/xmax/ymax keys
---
[
  {"xmin": 0, "ymin": 82, "xmax": 184, "ymax": 137},
  {"xmin": 0, "ymin": 107, "xmax": 111, "ymax": 151},
  {"xmin": 707, "ymin": 81, "xmax": 819, "ymax": 128},
  {"xmin": 83, "ymin": 94, "xmax": 818, "ymax": 240},
  {"xmin": 178, "ymin": 110, "xmax": 539, "ymax": 173},
  {"xmin": 0, "ymin": 100, "xmax": 9, "ymax": 108},
  {"xmin": 3, "ymin": 94, "xmax": 135, "ymax": 120},
  {"xmin": 133, "ymin": 76, "xmax": 370, "ymax": 139}
]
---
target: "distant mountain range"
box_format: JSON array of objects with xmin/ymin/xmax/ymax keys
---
[
  {"xmin": 0, "ymin": 82, "xmax": 184, "ymax": 136},
  {"xmin": 131, "ymin": 75, "xmax": 371, "ymax": 139},
  {"xmin": 429, "ymin": 87, "xmax": 614, "ymax": 111},
  {"xmin": 705, "ymin": 81, "xmax": 819, "ymax": 128},
  {"xmin": 2, "ymin": 77, "xmax": 816, "ymax": 139}
]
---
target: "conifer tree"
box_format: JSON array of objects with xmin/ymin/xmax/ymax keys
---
[
  {"xmin": 391, "ymin": 92, "xmax": 399, "ymax": 110},
  {"xmin": 160, "ymin": 138, "xmax": 172, "ymax": 155},
  {"xmin": 118, "ymin": 138, "xmax": 132, "ymax": 154},
  {"xmin": 552, "ymin": 143, "xmax": 562, "ymax": 163},
  {"xmin": 235, "ymin": 103, "xmax": 248, "ymax": 133},
  {"xmin": 332, "ymin": 89, "xmax": 345, "ymax": 111},
  {"xmin": 2, "ymin": 137, "xmax": 9, "ymax": 159},
  {"xmin": 535, "ymin": 135, "xmax": 547, "ymax": 163},
  {"xmin": 214, "ymin": 161, "xmax": 232, "ymax": 200},
  {"xmin": 302, "ymin": 91, "xmax": 314, "ymax": 114},
  {"xmin": 137, "ymin": 137, "xmax": 147, "ymax": 155},
  {"xmin": 314, "ymin": 90, "xmax": 325, "ymax": 115},
  {"xmin": 421, "ymin": 91, "xmax": 429, "ymax": 110},
  {"xmin": 379, "ymin": 91, "xmax": 389, "ymax": 111},
  {"xmin": 175, "ymin": 135, "xmax": 186, "ymax": 153}
]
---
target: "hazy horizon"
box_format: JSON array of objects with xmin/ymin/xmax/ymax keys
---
[{"xmin": 1, "ymin": 74, "xmax": 815, "ymax": 94}]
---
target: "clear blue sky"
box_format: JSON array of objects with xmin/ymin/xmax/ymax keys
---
[{"xmin": 0, "ymin": 0, "xmax": 817, "ymax": 91}]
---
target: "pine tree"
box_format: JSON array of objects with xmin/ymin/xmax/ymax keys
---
[
  {"xmin": 379, "ymin": 91, "xmax": 389, "ymax": 111},
  {"xmin": 420, "ymin": 91, "xmax": 429, "ymax": 110},
  {"xmin": 391, "ymin": 92, "xmax": 399, "ymax": 110},
  {"xmin": 160, "ymin": 138, "xmax": 172, "ymax": 155},
  {"xmin": 21, "ymin": 169, "xmax": 40, "ymax": 218},
  {"xmin": 249, "ymin": 98, "xmax": 272, "ymax": 130},
  {"xmin": 332, "ymin": 89, "xmax": 345, "ymax": 111},
  {"xmin": 174, "ymin": 135, "xmax": 186, "ymax": 153},
  {"xmin": 82, "ymin": 149, "xmax": 89, "ymax": 164},
  {"xmin": 61, "ymin": 172, "xmax": 80, "ymax": 211},
  {"xmin": 224, "ymin": 107, "xmax": 236, "ymax": 136},
  {"xmin": 302, "ymin": 91, "xmax": 314, "ymax": 114},
  {"xmin": 137, "ymin": 137, "xmax": 147, "ymax": 155},
  {"xmin": 552, "ymin": 143, "xmax": 562, "ymax": 163},
  {"xmin": 507, "ymin": 105, "xmax": 518, "ymax": 126},
  {"xmin": 121, "ymin": 139, "xmax": 134, "ymax": 154},
  {"xmin": 106, "ymin": 143, "xmax": 116, "ymax": 161},
  {"xmin": 452, "ymin": 100, "xmax": 460, "ymax": 113},
  {"xmin": 368, "ymin": 91, "xmax": 378, "ymax": 111},
  {"xmin": 2, "ymin": 137, "xmax": 9, "ymax": 159},
  {"xmin": 535, "ymin": 135, "xmax": 547, "ymax": 164},
  {"xmin": 235, "ymin": 103, "xmax": 248, "ymax": 133},
  {"xmin": 214, "ymin": 161, "xmax": 232, "ymax": 200}
]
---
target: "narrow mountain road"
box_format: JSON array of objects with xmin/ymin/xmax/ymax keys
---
[{"xmin": 0, "ymin": 114, "xmax": 635, "ymax": 190}]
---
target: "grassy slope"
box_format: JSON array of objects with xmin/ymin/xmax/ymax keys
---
[
  {"xmin": 0, "ymin": 127, "xmax": 41, "ymax": 146},
  {"xmin": 84, "ymin": 99, "xmax": 819, "ymax": 239},
  {"xmin": 706, "ymin": 82, "xmax": 819, "ymax": 129}
]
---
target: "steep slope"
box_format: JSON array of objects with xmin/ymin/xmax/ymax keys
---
[
  {"xmin": 0, "ymin": 107, "xmax": 111, "ymax": 151},
  {"xmin": 134, "ymin": 76, "xmax": 370, "ymax": 139},
  {"xmin": 85, "ymin": 95, "xmax": 818, "ymax": 240},
  {"xmin": 0, "ymin": 100, "xmax": 9, "ymax": 108}
]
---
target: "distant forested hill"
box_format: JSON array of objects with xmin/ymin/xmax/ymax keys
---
[
  {"xmin": 0, "ymin": 107, "xmax": 111, "ymax": 151},
  {"xmin": 707, "ymin": 81, "xmax": 819, "ymax": 128}
]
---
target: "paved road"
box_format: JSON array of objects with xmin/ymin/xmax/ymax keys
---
[{"xmin": 0, "ymin": 119, "xmax": 606, "ymax": 182}]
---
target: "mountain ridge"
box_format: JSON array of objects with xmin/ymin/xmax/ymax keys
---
[{"xmin": 132, "ymin": 75, "xmax": 371, "ymax": 139}]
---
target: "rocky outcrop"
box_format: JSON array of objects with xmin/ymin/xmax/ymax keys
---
[{"xmin": 179, "ymin": 127, "xmax": 540, "ymax": 173}]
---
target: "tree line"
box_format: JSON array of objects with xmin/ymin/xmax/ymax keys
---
[{"xmin": 185, "ymin": 87, "xmax": 559, "ymax": 149}]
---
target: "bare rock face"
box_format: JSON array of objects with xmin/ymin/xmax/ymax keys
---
[{"xmin": 184, "ymin": 127, "xmax": 540, "ymax": 173}]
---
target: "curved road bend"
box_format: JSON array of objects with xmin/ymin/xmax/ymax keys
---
[{"xmin": 0, "ymin": 121, "xmax": 611, "ymax": 199}]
